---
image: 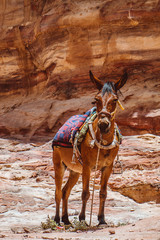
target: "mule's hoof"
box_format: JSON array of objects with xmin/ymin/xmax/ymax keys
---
[
  {"xmin": 54, "ymin": 216, "xmax": 60, "ymax": 225},
  {"xmin": 62, "ymin": 216, "xmax": 71, "ymax": 226},
  {"xmin": 64, "ymin": 220, "xmax": 72, "ymax": 226},
  {"xmin": 79, "ymin": 214, "xmax": 85, "ymax": 222},
  {"xmin": 98, "ymin": 219, "xmax": 107, "ymax": 227}
]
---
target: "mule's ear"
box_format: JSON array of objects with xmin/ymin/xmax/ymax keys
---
[
  {"xmin": 89, "ymin": 70, "xmax": 103, "ymax": 91},
  {"xmin": 115, "ymin": 70, "xmax": 128, "ymax": 91}
]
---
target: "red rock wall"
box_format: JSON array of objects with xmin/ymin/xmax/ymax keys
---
[{"xmin": 0, "ymin": 0, "xmax": 160, "ymax": 140}]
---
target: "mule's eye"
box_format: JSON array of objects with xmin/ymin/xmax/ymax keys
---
[
  {"xmin": 108, "ymin": 99, "xmax": 117, "ymax": 112},
  {"xmin": 92, "ymin": 97, "xmax": 99, "ymax": 104},
  {"xmin": 94, "ymin": 97, "xmax": 101, "ymax": 104}
]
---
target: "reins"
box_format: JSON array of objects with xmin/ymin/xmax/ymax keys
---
[{"xmin": 89, "ymin": 140, "xmax": 101, "ymax": 226}]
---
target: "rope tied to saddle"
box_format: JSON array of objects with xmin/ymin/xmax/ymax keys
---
[{"xmin": 113, "ymin": 154, "xmax": 123, "ymax": 174}]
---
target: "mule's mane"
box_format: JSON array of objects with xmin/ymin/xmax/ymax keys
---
[{"xmin": 102, "ymin": 82, "xmax": 115, "ymax": 96}]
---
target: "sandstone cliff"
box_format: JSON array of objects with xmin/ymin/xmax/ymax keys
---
[{"xmin": 0, "ymin": 0, "xmax": 160, "ymax": 140}]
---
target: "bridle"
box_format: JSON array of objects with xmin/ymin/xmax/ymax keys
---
[{"xmin": 89, "ymin": 100, "xmax": 124, "ymax": 150}]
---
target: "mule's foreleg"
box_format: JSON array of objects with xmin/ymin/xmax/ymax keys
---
[
  {"xmin": 62, "ymin": 170, "xmax": 80, "ymax": 225},
  {"xmin": 79, "ymin": 165, "xmax": 91, "ymax": 222},
  {"xmin": 53, "ymin": 150, "xmax": 65, "ymax": 224},
  {"xmin": 98, "ymin": 165, "xmax": 113, "ymax": 225}
]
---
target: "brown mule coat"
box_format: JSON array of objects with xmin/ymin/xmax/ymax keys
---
[{"xmin": 53, "ymin": 70, "xmax": 128, "ymax": 225}]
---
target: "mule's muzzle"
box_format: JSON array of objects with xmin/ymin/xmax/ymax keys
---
[
  {"xmin": 98, "ymin": 111, "xmax": 111, "ymax": 133},
  {"xmin": 98, "ymin": 117, "xmax": 111, "ymax": 133}
]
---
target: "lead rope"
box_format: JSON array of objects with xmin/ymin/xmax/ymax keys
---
[{"xmin": 89, "ymin": 139, "xmax": 101, "ymax": 227}]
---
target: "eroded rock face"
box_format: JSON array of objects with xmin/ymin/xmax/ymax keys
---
[
  {"xmin": 109, "ymin": 134, "xmax": 160, "ymax": 203},
  {"xmin": 0, "ymin": 0, "xmax": 160, "ymax": 140}
]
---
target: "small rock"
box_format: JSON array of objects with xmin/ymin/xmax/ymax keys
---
[
  {"xmin": 109, "ymin": 229, "xmax": 115, "ymax": 234},
  {"xmin": 0, "ymin": 235, "xmax": 6, "ymax": 238},
  {"xmin": 36, "ymin": 177, "xmax": 43, "ymax": 182},
  {"xmin": 11, "ymin": 227, "xmax": 24, "ymax": 234},
  {"xmin": 23, "ymin": 235, "xmax": 29, "ymax": 238},
  {"xmin": 23, "ymin": 227, "xmax": 30, "ymax": 233},
  {"xmin": 130, "ymin": 208, "xmax": 135, "ymax": 212}
]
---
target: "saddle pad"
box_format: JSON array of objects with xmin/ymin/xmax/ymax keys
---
[{"xmin": 52, "ymin": 108, "xmax": 96, "ymax": 148}]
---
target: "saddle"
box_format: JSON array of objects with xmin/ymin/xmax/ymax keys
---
[{"xmin": 52, "ymin": 107, "xmax": 97, "ymax": 149}]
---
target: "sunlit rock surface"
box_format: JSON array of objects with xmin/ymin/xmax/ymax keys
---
[{"xmin": 0, "ymin": 135, "xmax": 159, "ymax": 239}]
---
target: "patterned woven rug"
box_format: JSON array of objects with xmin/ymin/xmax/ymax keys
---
[{"xmin": 52, "ymin": 108, "xmax": 96, "ymax": 148}]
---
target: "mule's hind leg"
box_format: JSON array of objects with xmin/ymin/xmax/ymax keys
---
[
  {"xmin": 98, "ymin": 165, "xmax": 113, "ymax": 225},
  {"xmin": 79, "ymin": 164, "xmax": 91, "ymax": 222},
  {"xmin": 62, "ymin": 170, "xmax": 80, "ymax": 225},
  {"xmin": 53, "ymin": 149, "xmax": 65, "ymax": 224}
]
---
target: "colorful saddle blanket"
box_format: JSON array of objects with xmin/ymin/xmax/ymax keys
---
[{"xmin": 52, "ymin": 107, "xmax": 96, "ymax": 148}]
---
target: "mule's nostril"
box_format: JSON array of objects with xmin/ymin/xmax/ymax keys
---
[{"xmin": 98, "ymin": 122, "xmax": 109, "ymax": 133}]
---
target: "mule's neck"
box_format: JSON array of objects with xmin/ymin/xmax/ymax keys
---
[{"xmin": 93, "ymin": 117, "xmax": 115, "ymax": 145}]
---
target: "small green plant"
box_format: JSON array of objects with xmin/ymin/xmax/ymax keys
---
[
  {"xmin": 72, "ymin": 217, "xmax": 88, "ymax": 231},
  {"xmin": 117, "ymin": 221, "xmax": 128, "ymax": 227},
  {"xmin": 41, "ymin": 215, "xmax": 59, "ymax": 230},
  {"xmin": 41, "ymin": 216, "xmax": 101, "ymax": 232}
]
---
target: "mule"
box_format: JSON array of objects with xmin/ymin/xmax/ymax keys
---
[{"xmin": 52, "ymin": 70, "xmax": 128, "ymax": 225}]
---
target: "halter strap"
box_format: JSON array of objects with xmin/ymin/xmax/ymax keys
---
[{"xmin": 88, "ymin": 121, "xmax": 119, "ymax": 150}]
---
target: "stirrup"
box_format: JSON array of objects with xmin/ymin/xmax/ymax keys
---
[{"xmin": 113, "ymin": 154, "xmax": 123, "ymax": 174}]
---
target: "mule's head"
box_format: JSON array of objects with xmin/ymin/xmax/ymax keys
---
[{"xmin": 89, "ymin": 70, "xmax": 128, "ymax": 134}]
